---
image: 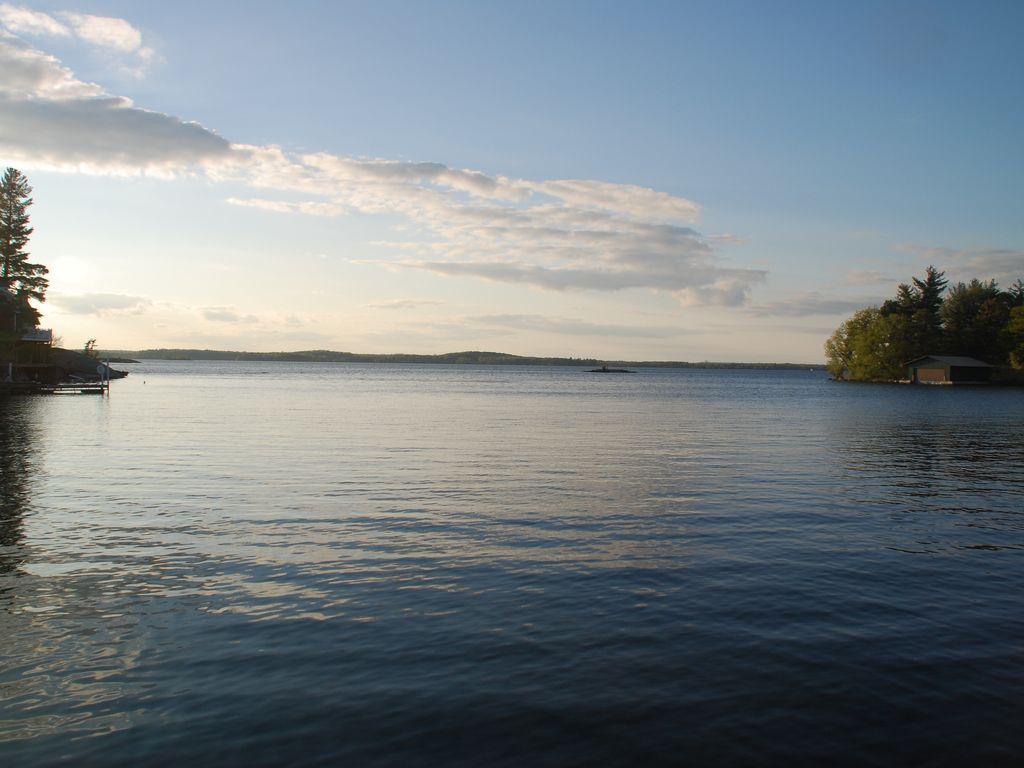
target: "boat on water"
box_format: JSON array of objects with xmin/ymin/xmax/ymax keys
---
[{"xmin": 587, "ymin": 365, "xmax": 633, "ymax": 373}]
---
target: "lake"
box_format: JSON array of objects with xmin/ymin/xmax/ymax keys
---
[{"xmin": 2, "ymin": 362, "xmax": 1023, "ymax": 766}]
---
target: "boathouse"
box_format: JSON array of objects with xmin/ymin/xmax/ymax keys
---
[
  {"xmin": 2, "ymin": 285, "xmax": 59, "ymax": 383},
  {"xmin": 905, "ymin": 355, "xmax": 992, "ymax": 384}
]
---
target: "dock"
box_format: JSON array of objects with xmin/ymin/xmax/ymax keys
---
[
  {"xmin": 40, "ymin": 381, "xmax": 109, "ymax": 395},
  {"xmin": 1, "ymin": 380, "xmax": 110, "ymax": 396}
]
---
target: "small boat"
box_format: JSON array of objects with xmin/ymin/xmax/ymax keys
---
[{"xmin": 587, "ymin": 365, "xmax": 632, "ymax": 373}]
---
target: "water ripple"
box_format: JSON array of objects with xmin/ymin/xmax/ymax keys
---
[{"xmin": 2, "ymin": 365, "xmax": 1023, "ymax": 765}]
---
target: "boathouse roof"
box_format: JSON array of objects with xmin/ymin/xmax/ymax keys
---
[{"xmin": 904, "ymin": 355, "xmax": 993, "ymax": 368}]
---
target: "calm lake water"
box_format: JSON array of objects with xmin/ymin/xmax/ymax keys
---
[{"xmin": 2, "ymin": 362, "xmax": 1023, "ymax": 766}]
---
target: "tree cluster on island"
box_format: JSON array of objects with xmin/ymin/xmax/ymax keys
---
[{"xmin": 825, "ymin": 266, "xmax": 1024, "ymax": 382}]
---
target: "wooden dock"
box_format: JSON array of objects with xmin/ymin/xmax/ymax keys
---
[
  {"xmin": 1, "ymin": 380, "xmax": 109, "ymax": 396},
  {"xmin": 40, "ymin": 381, "xmax": 109, "ymax": 395}
]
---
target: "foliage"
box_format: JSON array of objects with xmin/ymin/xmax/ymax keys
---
[
  {"xmin": 83, "ymin": 338, "xmax": 98, "ymax": 358},
  {"xmin": 879, "ymin": 265, "xmax": 946, "ymax": 354},
  {"xmin": 825, "ymin": 266, "xmax": 1024, "ymax": 381},
  {"xmin": 940, "ymin": 279, "xmax": 1009, "ymax": 361},
  {"xmin": 825, "ymin": 308, "xmax": 912, "ymax": 381},
  {"xmin": 1006, "ymin": 306, "xmax": 1024, "ymax": 370},
  {"xmin": 1009, "ymin": 279, "xmax": 1024, "ymax": 307},
  {"xmin": 825, "ymin": 307, "xmax": 878, "ymax": 379},
  {"xmin": 0, "ymin": 168, "xmax": 48, "ymax": 325}
]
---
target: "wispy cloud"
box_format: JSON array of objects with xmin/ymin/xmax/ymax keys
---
[
  {"xmin": 49, "ymin": 292, "xmax": 151, "ymax": 315},
  {"xmin": 524, "ymin": 179, "xmax": 700, "ymax": 223},
  {"xmin": 201, "ymin": 307, "xmax": 259, "ymax": 324},
  {"xmin": 747, "ymin": 292, "xmax": 874, "ymax": 317},
  {"xmin": 0, "ymin": 33, "xmax": 766, "ymax": 308},
  {"xmin": 845, "ymin": 269, "xmax": 896, "ymax": 286},
  {"xmin": 469, "ymin": 313, "xmax": 685, "ymax": 338},
  {"xmin": 0, "ymin": 4, "xmax": 154, "ymax": 73},
  {"xmin": 225, "ymin": 149, "xmax": 765, "ymax": 305},
  {"xmin": 896, "ymin": 243, "xmax": 1024, "ymax": 285},
  {"xmin": 225, "ymin": 196, "xmax": 348, "ymax": 217},
  {"xmin": 366, "ymin": 298, "xmax": 444, "ymax": 310},
  {"xmin": 171, "ymin": 329, "xmax": 337, "ymax": 349}
]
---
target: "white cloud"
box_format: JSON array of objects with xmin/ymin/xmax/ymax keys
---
[
  {"xmin": 1, "ymin": 36, "xmax": 766, "ymax": 308},
  {"xmin": 0, "ymin": 39, "xmax": 103, "ymax": 99},
  {"xmin": 0, "ymin": 41, "xmax": 230, "ymax": 173},
  {"xmin": 57, "ymin": 11, "xmax": 147, "ymax": 56},
  {"xmin": 49, "ymin": 292, "xmax": 151, "ymax": 315},
  {"xmin": 213, "ymin": 145, "xmax": 746, "ymax": 304},
  {"xmin": 0, "ymin": 4, "xmax": 70, "ymax": 37},
  {"xmin": 405, "ymin": 260, "xmax": 764, "ymax": 304},
  {"xmin": 526, "ymin": 179, "xmax": 700, "ymax": 223},
  {"xmin": 0, "ymin": 5, "xmax": 153, "ymax": 71},
  {"xmin": 300, "ymin": 154, "xmax": 528, "ymax": 202},
  {"xmin": 236, "ymin": 159, "xmax": 763, "ymax": 304}
]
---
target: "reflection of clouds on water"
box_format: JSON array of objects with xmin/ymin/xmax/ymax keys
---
[
  {"xmin": 5, "ymin": 366, "xmax": 1024, "ymax": 764},
  {"xmin": 0, "ymin": 400, "xmax": 156, "ymax": 744}
]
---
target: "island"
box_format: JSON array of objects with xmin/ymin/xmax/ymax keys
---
[
  {"xmin": 825, "ymin": 267, "xmax": 1024, "ymax": 384},
  {"xmin": 587, "ymin": 365, "xmax": 633, "ymax": 373}
]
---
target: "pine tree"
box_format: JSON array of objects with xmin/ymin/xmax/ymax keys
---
[
  {"xmin": 0, "ymin": 168, "xmax": 48, "ymax": 307},
  {"xmin": 940, "ymin": 279, "xmax": 1008, "ymax": 361},
  {"xmin": 879, "ymin": 266, "xmax": 946, "ymax": 358}
]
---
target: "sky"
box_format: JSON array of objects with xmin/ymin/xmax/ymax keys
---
[{"xmin": 0, "ymin": 0, "xmax": 1021, "ymax": 362}]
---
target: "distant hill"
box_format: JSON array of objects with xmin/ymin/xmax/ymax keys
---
[{"xmin": 99, "ymin": 348, "xmax": 825, "ymax": 370}]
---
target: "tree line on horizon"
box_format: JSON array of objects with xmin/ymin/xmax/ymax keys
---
[
  {"xmin": 100, "ymin": 348, "xmax": 825, "ymax": 369},
  {"xmin": 825, "ymin": 266, "xmax": 1024, "ymax": 381}
]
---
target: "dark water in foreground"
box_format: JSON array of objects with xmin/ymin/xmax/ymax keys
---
[{"xmin": 1, "ymin": 363, "xmax": 1023, "ymax": 766}]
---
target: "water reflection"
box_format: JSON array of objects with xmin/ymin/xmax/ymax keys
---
[
  {"xmin": 0, "ymin": 398, "xmax": 37, "ymax": 576},
  {"xmin": 4, "ymin": 367, "xmax": 1024, "ymax": 765},
  {"xmin": 827, "ymin": 391, "xmax": 1024, "ymax": 552}
]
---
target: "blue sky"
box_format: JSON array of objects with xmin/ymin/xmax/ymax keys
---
[{"xmin": 1, "ymin": 1, "xmax": 1021, "ymax": 361}]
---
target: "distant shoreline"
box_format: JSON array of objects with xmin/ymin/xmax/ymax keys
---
[{"xmin": 99, "ymin": 348, "xmax": 826, "ymax": 370}]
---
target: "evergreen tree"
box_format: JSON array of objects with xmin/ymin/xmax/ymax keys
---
[
  {"xmin": 879, "ymin": 266, "xmax": 946, "ymax": 358},
  {"xmin": 827, "ymin": 267, "xmax": 1024, "ymax": 380},
  {"xmin": 0, "ymin": 168, "xmax": 48, "ymax": 311},
  {"xmin": 939, "ymin": 279, "xmax": 1009, "ymax": 362},
  {"xmin": 911, "ymin": 265, "xmax": 948, "ymax": 315},
  {"xmin": 1008, "ymin": 279, "xmax": 1024, "ymax": 308}
]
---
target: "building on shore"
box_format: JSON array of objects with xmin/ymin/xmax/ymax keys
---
[
  {"xmin": 1, "ymin": 284, "xmax": 56, "ymax": 383},
  {"xmin": 905, "ymin": 355, "xmax": 993, "ymax": 384}
]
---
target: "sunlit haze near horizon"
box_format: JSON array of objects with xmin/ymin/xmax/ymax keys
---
[{"xmin": 1, "ymin": 0, "xmax": 1021, "ymax": 362}]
